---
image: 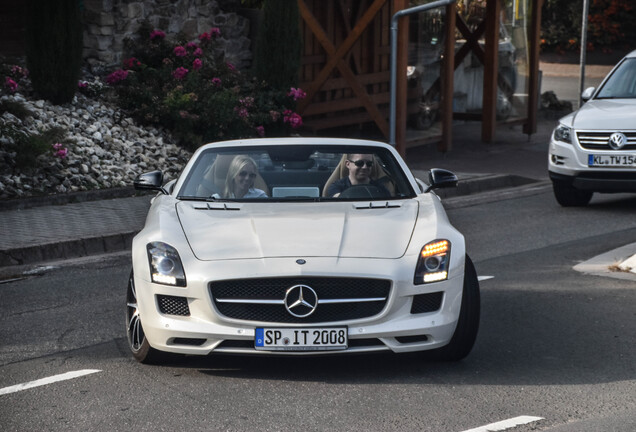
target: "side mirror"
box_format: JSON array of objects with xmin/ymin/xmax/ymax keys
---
[
  {"xmin": 425, "ymin": 168, "xmax": 458, "ymax": 193},
  {"xmin": 581, "ymin": 87, "xmax": 595, "ymax": 101},
  {"xmin": 134, "ymin": 170, "xmax": 168, "ymax": 195}
]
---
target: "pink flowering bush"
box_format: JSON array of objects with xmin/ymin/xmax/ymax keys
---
[
  {"xmin": 105, "ymin": 69, "xmax": 129, "ymax": 85},
  {"xmin": 123, "ymin": 57, "xmax": 142, "ymax": 69},
  {"xmin": 172, "ymin": 67, "xmax": 189, "ymax": 80},
  {"xmin": 1, "ymin": 64, "xmax": 30, "ymax": 95},
  {"xmin": 283, "ymin": 110, "xmax": 303, "ymax": 129},
  {"xmin": 108, "ymin": 22, "xmax": 304, "ymax": 149},
  {"xmin": 149, "ymin": 30, "xmax": 165, "ymax": 41},
  {"xmin": 173, "ymin": 46, "xmax": 187, "ymax": 57},
  {"xmin": 4, "ymin": 77, "xmax": 18, "ymax": 93},
  {"xmin": 288, "ymin": 87, "xmax": 306, "ymax": 101},
  {"xmin": 77, "ymin": 78, "xmax": 105, "ymax": 97},
  {"xmin": 52, "ymin": 142, "xmax": 68, "ymax": 159}
]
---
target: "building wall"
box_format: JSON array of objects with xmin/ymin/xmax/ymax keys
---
[{"xmin": 82, "ymin": 0, "xmax": 253, "ymax": 68}]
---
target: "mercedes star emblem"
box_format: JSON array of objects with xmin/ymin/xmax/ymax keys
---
[
  {"xmin": 284, "ymin": 284, "xmax": 318, "ymax": 318},
  {"xmin": 608, "ymin": 132, "xmax": 627, "ymax": 150}
]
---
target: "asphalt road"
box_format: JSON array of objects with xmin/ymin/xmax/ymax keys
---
[{"xmin": 1, "ymin": 189, "xmax": 636, "ymax": 432}]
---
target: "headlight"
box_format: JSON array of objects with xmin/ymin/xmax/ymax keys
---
[
  {"xmin": 146, "ymin": 242, "xmax": 186, "ymax": 286},
  {"xmin": 553, "ymin": 124, "xmax": 572, "ymax": 144},
  {"xmin": 414, "ymin": 239, "xmax": 450, "ymax": 284}
]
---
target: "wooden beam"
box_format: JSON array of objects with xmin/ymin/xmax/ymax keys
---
[
  {"xmin": 481, "ymin": 0, "xmax": 500, "ymax": 142},
  {"xmin": 440, "ymin": 2, "xmax": 456, "ymax": 152},
  {"xmin": 297, "ymin": 0, "xmax": 386, "ymax": 112},
  {"xmin": 455, "ymin": 14, "xmax": 486, "ymax": 65},
  {"xmin": 524, "ymin": 0, "xmax": 544, "ymax": 135}
]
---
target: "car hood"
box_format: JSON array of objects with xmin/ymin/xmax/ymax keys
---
[
  {"xmin": 566, "ymin": 99, "xmax": 636, "ymax": 129},
  {"xmin": 177, "ymin": 201, "xmax": 419, "ymax": 260}
]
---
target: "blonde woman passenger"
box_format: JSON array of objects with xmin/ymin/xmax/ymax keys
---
[{"xmin": 223, "ymin": 155, "xmax": 267, "ymax": 198}]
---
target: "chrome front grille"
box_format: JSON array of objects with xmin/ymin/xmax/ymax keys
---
[
  {"xmin": 209, "ymin": 277, "xmax": 391, "ymax": 323},
  {"xmin": 576, "ymin": 131, "xmax": 636, "ymax": 150}
]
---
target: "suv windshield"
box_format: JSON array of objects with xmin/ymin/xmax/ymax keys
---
[
  {"xmin": 176, "ymin": 144, "xmax": 416, "ymax": 201},
  {"xmin": 596, "ymin": 58, "xmax": 636, "ymax": 99}
]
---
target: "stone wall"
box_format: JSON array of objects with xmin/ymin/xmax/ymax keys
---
[{"xmin": 82, "ymin": 0, "xmax": 252, "ymax": 69}]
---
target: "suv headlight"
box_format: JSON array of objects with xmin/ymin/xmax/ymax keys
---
[
  {"xmin": 553, "ymin": 124, "xmax": 573, "ymax": 144},
  {"xmin": 146, "ymin": 242, "xmax": 186, "ymax": 286},
  {"xmin": 414, "ymin": 239, "xmax": 450, "ymax": 284}
]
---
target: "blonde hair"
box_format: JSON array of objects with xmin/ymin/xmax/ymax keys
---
[{"xmin": 223, "ymin": 155, "xmax": 258, "ymax": 198}]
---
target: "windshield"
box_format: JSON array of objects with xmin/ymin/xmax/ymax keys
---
[
  {"xmin": 176, "ymin": 144, "xmax": 416, "ymax": 201},
  {"xmin": 596, "ymin": 58, "xmax": 636, "ymax": 99}
]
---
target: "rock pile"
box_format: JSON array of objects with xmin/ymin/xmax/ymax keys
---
[{"xmin": 0, "ymin": 92, "xmax": 191, "ymax": 199}]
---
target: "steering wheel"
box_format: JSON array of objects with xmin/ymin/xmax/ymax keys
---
[{"xmin": 338, "ymin": 184, "xmax": 390, "ymax": 199}]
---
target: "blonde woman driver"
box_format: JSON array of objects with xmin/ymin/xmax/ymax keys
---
[{"xmin": 224, "ymin": 155, "xmax": 268, "ymax": 198}]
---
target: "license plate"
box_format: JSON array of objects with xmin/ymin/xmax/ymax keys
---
[
  {"xmin": 255, "ymin": 327, "xmax": 348, "ymax": 351},
  {"xmin": 588, "ymin": 154, "xmax": 636, "ymax": 167}
]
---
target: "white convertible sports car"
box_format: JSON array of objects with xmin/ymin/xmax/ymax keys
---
[{"xmin": 128, "ymin": 138, "xmax": 479, "ymax": 363}]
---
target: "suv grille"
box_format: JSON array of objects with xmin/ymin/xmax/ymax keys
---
[
  {"xmin": 576, "ymin": 131, "xmax": 636, "ymax": 150},
  {"xmin": 209, "ymin": 277, "xmax": 391, "ymax": 323}
]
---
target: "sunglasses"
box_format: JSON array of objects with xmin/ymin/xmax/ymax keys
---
[
  {"xmin": 348, "ymin": 159, "xmax": 374, "ymax": 168},
  {"xmin": 238, "ymin": 171, "xmax": 257, "ymax": 179}
]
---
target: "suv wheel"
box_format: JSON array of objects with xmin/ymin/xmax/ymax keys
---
[{"xmin": 552, "ymin": 179, "xmax": 593, "ymax": 207}]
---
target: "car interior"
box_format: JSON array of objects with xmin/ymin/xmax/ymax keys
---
[{"xmin": 178, "ymin": 145, "xmax": 413, "ymax": 200}]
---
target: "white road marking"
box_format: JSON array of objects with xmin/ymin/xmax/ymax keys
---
[
  {"xmin": 0, "ymin": 369, "xmax": 101, "ymax": 396},
  {"xmin": 461, "ymin": 416, "xmax": 544, "ymax": 432},
  {"xmin": 478, "ymin": 275, "xmax": 495, "ymax": 281}
]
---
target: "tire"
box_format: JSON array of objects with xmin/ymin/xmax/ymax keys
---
[
  {"xmin": 552, "ymin": 179, "xmax": 593, "ymax": 207},
  {"xmin": 126, "ymin": 270, "xmax": 165, "ymax": 364},
  {"xmin": 432, "ymin": 255, "xmax": 480, "ymax": 361}
]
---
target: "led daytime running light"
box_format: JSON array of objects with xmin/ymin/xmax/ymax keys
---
[
  {"xmin": 420, "ymin": 240, "xmax": 449, "ymax": 258},
  {"xmin": 423, "ymin": 271, "xmax": 448, "ymax": 283}
]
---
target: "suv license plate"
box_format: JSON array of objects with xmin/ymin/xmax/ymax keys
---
[
  {"xmin": 255, "ymin": 327, "xmax": 348, "ymax": 351},
  {"xmin": 589, "ymin": 154, "xmax": 636, "ymax": 167}
]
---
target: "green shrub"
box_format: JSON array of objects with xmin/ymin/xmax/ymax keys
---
[
  {"xmin": 107, "ymin": 22, "xmax": 305, "ymax": 150},
  {"xmin": 25, "ymin": 0, "xmax": 83, "ymax": 104},
  {"xmin": 253, "ymin": 0, "xmax": 302, "ymax": 90},
  {"xmin": 541, "ymin": 0, "xmax": 636, "ymax": 52},
  {"xmin": 0, "ymin": 100, "xmax": 33, "ymax": 121},
  {"xmin": 1, "ymin": 124, "xmax": 67, "ymax": 170}
]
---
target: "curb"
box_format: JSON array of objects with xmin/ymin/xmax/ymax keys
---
[
  {"xmin": 0, "ymin": 231, "xmax": 137, "ymax": 267},
  {"xmin": 0, "ymin": 187, "xmax": 149, "ymax": 212},
  {"xmin": 436, "ymin": 174, "xmax": 538, "ymax": 199},
  {"xmin": 573, "ymin": 242, "xmax": 636, "ymax": 282}
]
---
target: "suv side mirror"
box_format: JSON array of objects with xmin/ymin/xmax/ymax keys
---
[
  {"xmin": 581, "ymin": 87, "xmax": 595, "ymax": 101},
  {"xmin": 425, "ymin": 168, "xmax": 458, "ymax": 193},
  {"xmin": 134, "ymin": 170, "xmax": 168, "ymax": 195}
]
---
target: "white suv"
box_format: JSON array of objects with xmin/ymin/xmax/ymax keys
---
[{"xmin": 548, "ymin": 50, "xmax": 636, "ymax": 206}]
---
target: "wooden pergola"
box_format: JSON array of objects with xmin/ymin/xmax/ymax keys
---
[{"xmin": 297, "ymin": 0, "xmax": 544, "ymax": 156}]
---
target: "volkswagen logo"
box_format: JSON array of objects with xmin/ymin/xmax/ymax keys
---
[
  {"xmin": 284, "ymin": 284, "xmax": 318, "ymax": 318},
  {"xmin": 608, "ymin": 132, "xmax": 627, "ymax": 150}
]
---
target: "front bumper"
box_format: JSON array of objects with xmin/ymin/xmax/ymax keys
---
[
  {"xmin": 548, "ymin": 137, "xmax": 636, "ymax": 192},
  {"xmin": 133, "ymin": 255, "xmax": 466, "ymax": 356}
]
